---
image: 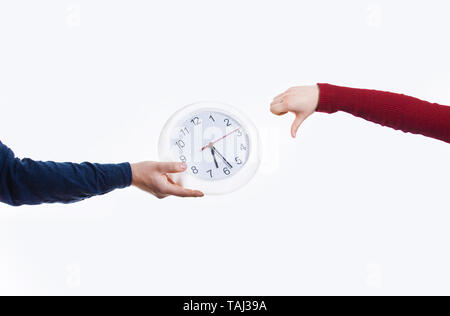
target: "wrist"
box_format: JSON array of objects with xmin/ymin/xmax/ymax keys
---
[
  {"xmin": 312, "ymin": 84, "xmax": 320, "ymax": 112},
  {"xmin": 130, "ymin": 163, "xmax": 139, "ymax": 187}
]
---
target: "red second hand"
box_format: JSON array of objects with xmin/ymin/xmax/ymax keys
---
[{"xmin": 201, "ymin": 127, "xmax": 241, "ymax": 151}]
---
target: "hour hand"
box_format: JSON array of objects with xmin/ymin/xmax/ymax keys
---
[
  {"xmin": 212, "ymin": 146, "xmax": 233, "ymax": 169},
  {"xmin": 211, "ymin": 148, "xmax": 219, "ymax": 169}
]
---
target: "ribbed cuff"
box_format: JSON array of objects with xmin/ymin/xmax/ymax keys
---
[
  {"xmin": 316, "ymin": 83, "xmax": 339, "ymax": 114},
  {"xmin": 122, "ymin": 162, "xmax": 133, "ymax": 187}
]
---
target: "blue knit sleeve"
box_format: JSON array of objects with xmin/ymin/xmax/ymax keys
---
[{"xmin": 0, "ymin": 141, "xmax": 132, "ymax": 206}]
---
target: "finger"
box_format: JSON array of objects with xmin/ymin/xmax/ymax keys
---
[
  {"xmin": 273, "ymin": 89, "xmax": 291, "ymax": 101},
  {"xmin": 291, "ymin": 114, "xmax": 307, "ymax": 138},
  {"xmin": 270, "ymin": 101, "xmax": 288, "ymax": 116},
  {"xmin": 165, "ymin": 175, "xmax": 188, "ymax": 189},
  {"xmin": 158, "ymin": 162, "xmax": 187, "ymax": 174},
  {"xmin": 273, "ymin": 92, "xmax": 286, "ymax": 101},
  {"xmin": 273, "ymin": 94, "xmax": 289, "ymax": 104},
  {"xmin": 164, "ymin": 184, "xmax": 204, "ymax": 198}
]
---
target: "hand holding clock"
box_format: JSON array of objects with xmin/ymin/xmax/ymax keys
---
[{"xmin": 131, "ymin": 162, "xmax": 204, "ymax": 199}]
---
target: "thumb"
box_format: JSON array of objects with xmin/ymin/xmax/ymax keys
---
[
  {"xmin": 291, "ymin": 114, "xmax": 307, "ymax": 138},
  {"xmin": 158, "ymin": 162, "xmax": 187, "ymax": 174}
]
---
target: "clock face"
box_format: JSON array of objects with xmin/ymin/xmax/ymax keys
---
[
  {"xmin": 170, "ymin": 110, "xmax": 250, "ymax": 181},
  {"xmin": 159, "ymin": 101, "xmax": 260, "ymax": 195}
]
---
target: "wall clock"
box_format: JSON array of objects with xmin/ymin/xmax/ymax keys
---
[{"xmin": 159, "ymin": 102, "xmax": 261, "ymax": 195}]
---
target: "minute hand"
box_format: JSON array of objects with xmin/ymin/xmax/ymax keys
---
[{"xmin": 212, "ymin": 146, "xmax": 233, "ymax": 169}]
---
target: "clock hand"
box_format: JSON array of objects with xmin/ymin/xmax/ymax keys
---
[
  {"xmin": 211, "ymin": 148, "xmax": 219, "ymax": 169},
  {"xmin": 212, "ymin": 146, "xmax": 233, "ymax": 169},
  {"xmin": 201, "ymin": 127, "xmax": 241, "ymax": 151}
]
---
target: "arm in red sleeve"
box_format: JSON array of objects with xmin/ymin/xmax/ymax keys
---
[{"xmin": 316, "ymin": 83, "xmax": 450, "ymax": 143}]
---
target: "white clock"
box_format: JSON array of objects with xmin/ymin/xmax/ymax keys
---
[{"xmin": 158, "ymin": 102, "xmax": 261, "ymax": 195}]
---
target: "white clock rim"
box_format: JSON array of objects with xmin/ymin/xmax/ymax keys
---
[{"xmin": 158, "ymin": 101, "xmax": 261, "ymax": 195}]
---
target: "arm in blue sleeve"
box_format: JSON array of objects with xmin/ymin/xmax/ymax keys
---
[{"xmin": 0, "ymin": 141, "xmax": 132, "ymax": 206}]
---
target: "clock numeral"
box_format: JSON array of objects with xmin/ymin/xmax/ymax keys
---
[
  {"xmin": 180, "ymin": 127, "xmax": 189, "ymax": 136},
  {"xmin": 224, "ymin": 118, "xmax": 232, "ymax": 127},
  {"xmin": 191, "ymin": 166, "xmax": 199, "ymax": 174},
  {"xmin": 180, "ymin": 155, "xmax": 187, "ymax": 163},
  {"xmin": 206, "ymin": 170, "xmax": 213, "ymax": 178},
  {"xmin": 223, "ymin": 167, "xmax": 231, "ymax": 176},
  {"xmin": 240, "ymin": 144, "xmax": 247, "ymax": 151},
  {"xmin": 176, "ymin": 140, "xmax": 185, "ymax": 150},
  {"xmin": 191, "ymin": 117, "xmax": 200, "ymax": 126},
  {"xmin": 235, "ymin": 157, "xmax": 243, "ymax": 165},
  {"xmin": 209, "ymin": 115, "xmax": 215, "ymax": 122}
]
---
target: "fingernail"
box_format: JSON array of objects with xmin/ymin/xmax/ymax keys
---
[{"xmin": 180, "ymin": 163, "xmax": 187, "ymax": 170}]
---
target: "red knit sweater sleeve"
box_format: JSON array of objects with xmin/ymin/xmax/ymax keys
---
[{"xmin": 316, "ymin": 83, "xmax": 450, "ymax": 143}]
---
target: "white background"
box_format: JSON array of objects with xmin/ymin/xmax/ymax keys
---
[{"xmin": 0, "ymin": 0, "xmax": 449, "ymax": 296}]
